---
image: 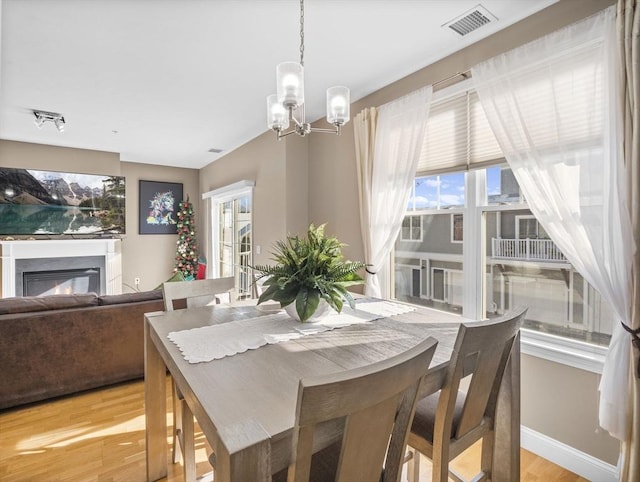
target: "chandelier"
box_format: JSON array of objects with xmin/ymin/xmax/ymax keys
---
[{"xmin": 266, "ymin": 0, "xmax": 350, "ymax": 139}]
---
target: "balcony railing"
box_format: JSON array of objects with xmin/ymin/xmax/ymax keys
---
[{"xmin": 491, "ymin": 238, "xmax": 567, "ymax": 262}]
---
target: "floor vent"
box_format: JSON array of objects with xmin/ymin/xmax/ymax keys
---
[{"xmin": 443, "ymin": 4, "xmax": 496, "ymax": 37}]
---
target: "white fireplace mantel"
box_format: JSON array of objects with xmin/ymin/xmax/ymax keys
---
[{"xmin": 0, "ymin": 239, "xmax": 123, "ymax": 297}]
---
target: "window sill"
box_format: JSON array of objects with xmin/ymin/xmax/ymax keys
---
[{"xmin": 521, "ymin": 329, "xmax": 607, "ymax": 374}]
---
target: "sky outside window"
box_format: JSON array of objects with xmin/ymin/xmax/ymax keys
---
[
  {"xmin": 408, "ymin": 167, "xmax": 506, "ymax": 210},
  {"xmin": 486, "ymin": 166, "xmax": 501, "ymax": 197},
  {"xmin": 409, "ymin": 172, "xmax": 465, "ymax": 209}
]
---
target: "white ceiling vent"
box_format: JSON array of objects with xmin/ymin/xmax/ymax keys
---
[
  {"xmin": 443, "ymin": 4, "xmax": 497, "ymax": 37},
  {"xmin": 208, "ymin": 147, "xmax": 224, "ymax": 154}
]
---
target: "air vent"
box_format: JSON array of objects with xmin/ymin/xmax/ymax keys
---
[
  {"xmin": 443, "ymin": 4, "xmax": 496, "ymax": 37},
  {"xmin": 208, "ymin": 148, "xmax": 224, "ymax": 154}
]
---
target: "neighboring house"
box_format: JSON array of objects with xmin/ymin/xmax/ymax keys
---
[{"xmin": 395, "ymin": 167, "xmax": 614, "ymax": 345}]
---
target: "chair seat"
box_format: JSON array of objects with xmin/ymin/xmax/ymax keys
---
[
  {"xmin": 405, "ymin": 307, "xmax": 527, "ymax": 482},
  {"xmin": 411, "ymin": 389, "xmax": 466, "ymax": 445}
]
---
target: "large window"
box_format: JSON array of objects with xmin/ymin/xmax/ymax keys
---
[
  {"xmin": 393, "ymin": 80, "xmax": 614, "ymax": 350},
  {"xmin": 394, "ymin": 166, "xmax": 613, "ymax": 346}
]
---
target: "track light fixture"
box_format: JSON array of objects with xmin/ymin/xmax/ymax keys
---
[{"xmin": 33, "ymin": 110, "xmax": 66, "ymax": 132}]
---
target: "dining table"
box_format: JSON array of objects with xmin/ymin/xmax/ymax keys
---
[{"xmin": 144, "ymin": 297, "xmax": 521, "ymax": 482}]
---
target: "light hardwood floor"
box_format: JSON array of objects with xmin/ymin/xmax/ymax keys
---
[{"xmin": 0, "ymin": 377, "xmax": 589, "ymax": 482}]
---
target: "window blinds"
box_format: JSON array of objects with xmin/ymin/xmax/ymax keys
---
[{"xmin": 416, "ymin": 88, "xmax": 503, "ymax": 176}]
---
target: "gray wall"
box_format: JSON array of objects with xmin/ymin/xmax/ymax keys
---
[{"xmin": 396, "ymin": 213, "xmax": 463, "ymax": 256}]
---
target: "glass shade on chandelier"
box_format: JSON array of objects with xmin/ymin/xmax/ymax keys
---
[
  {"xmin": 267, "ymin": 94, "xmax": 289, "ymax": 132},
  {"xmin": 277, "ymin": 61, "xmax": 304, "ymax": 108},
  {"xmin": 326, "ymin": 86, "xmax": 350, "ymax": 126},
  {"xmin": 266, "ymin": 62, "xmax": 350, "ymax": 138}
]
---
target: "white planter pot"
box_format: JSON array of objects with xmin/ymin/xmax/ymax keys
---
[{"xmin": 284, "ymin": 298, "xmax": 331, "ymax": 323}]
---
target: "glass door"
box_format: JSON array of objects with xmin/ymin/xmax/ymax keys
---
[
  {"xmin": 204, "ymin": 180, "xmax": 255, "ymax": 300},
  {"xmin": 217, "ymin": 195, "xmax": 252, "ymax": 299}
]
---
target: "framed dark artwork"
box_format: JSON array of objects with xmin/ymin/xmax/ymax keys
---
[
  {"xmin": 139, "ymin": 180, "xmax": 183, "ymax": 235},
  {"xmin": 0, "ymin": 167, "xmax": 125, "ymax": 236}
]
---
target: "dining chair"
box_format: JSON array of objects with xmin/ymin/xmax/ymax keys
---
[
  {"xmin": 161, "ymin": 276, "xmax": 235, "ymax": 482},
  {"xmin": 273, "ymin": 336, "xmax": 439, "ymax": 482},
  {"xmin": 406, "ymin": 306, "xmax": 527, "ymax": 482}
]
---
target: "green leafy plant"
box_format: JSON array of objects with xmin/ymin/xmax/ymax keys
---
[{"xmin": 253, "ymin": 224, "xmax": 365, "ymax": 322}]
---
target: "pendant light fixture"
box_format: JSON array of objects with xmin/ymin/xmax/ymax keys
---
[{"xmin": 267, "ymin": 0, "xmax": 350, "ymax": 139}]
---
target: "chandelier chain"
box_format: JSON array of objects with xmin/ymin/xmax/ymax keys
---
[{"xmin": 299, "ymin": 0, "xmax": 305, "ymax": 66}]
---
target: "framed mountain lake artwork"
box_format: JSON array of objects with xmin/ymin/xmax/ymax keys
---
[
  {"xmin": 139, "ymin": 180, "xmax": 182, "ymax": 235},
  {"xmin": 0, "ymin": 168, "xmax": 126, "ymax": 236}
]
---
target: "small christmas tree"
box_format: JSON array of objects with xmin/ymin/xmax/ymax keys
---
[{"xmin": 174, "ymin": 197, "xmax": 198, "ymax": 280}]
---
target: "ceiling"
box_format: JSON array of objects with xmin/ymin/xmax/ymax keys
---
[{"xmin": 0, "ymin": 0, "xmax": 558, "ymax": 169}]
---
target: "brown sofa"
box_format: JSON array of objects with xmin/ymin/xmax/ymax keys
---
[{"xmin": 0, "ymin": 290, "xmax": 165, "ymax": 410}]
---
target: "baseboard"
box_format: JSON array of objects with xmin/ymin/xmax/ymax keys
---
[{"xmin": 521, "ymin": 426, "xmax": 619, "ymax": 482}]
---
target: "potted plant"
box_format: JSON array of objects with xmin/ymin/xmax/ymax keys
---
[{"xmin": 253, "ymin": 224, "xmax": 365, "ymax": 322}]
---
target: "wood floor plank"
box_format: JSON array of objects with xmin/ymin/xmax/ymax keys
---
[{"xmin": 0, "ymin": 377, "xmax": 587, "ymax": 481}]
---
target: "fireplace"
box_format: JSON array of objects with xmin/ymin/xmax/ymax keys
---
[
  {"xmin": 14, "ymin": 255, "xmax": 105, "ymax": 296},
  {"xmin": 23, "ymin": 268, "xmax": 100, "ymax": 297},
  {"xmin": 0, "ymin": 239, "xmax": 122, "ymax": 297}
]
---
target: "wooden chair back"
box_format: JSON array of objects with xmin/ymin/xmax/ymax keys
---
[
  {"xmin": 287, "ymin": 336, "xmax": 439, "ymax": 482},
  {"xmin": 162, "ymin": 277, "xmax": 235, "ymax": 311},
  {"xmin": 440, "ymin": 306, "xmax": 526, "ymax": 451}
]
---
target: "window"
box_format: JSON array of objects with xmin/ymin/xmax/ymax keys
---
[
  {"xmin": 401, "ymin": 215, "xmax": 422, "ymax": 241},
  {"xmin": 395, "ymin": 172, "xmax": 465, "ymax": 312},
  {"xmin": 392, "ymin": 80, "xmax": 614, "ymax": 370},
  {"xmin": 451, "ymin": 214, "xmax": 463, "ymax": 243},
  {"xmin": 515, "ymin": 215, "xmax": 550, "ymax": 240}
]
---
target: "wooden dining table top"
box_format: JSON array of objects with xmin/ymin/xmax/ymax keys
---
[{"xmin": 144, "ymin": 299, "xmax": 519, "ymax": 482}]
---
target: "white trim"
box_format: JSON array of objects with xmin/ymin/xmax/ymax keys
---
[
  {"xmin": 488, "ymin": 257, "xmax": 572, "ymax": 270},
  {"xmin": 521, "ymin": 426, "xmax": 619, "ymax": 482},
  {"xmin": 395, "ymin": 250, "xmax": 463, "ymax": 264},
  {"xmin": 0, "ymin": 239, "xmax": 122, "ymax": 296},
  {"xmin": 463, "ymin": 170, "xmax": 483, "ymax": 319},
  {"xmin": 521, "ymin": 329, "xmax": 607, "ymax": 374},
  {"xmin": 202, "ymin": 180, "xmax": 255, "ymax": 201},
  {"xmin": 432, "ymin": 77, "xmax": 474, "ymax": 103}
]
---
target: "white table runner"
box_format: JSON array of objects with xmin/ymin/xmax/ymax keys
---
[{"xmin": 168, "ymin": 298, "xmax": 415, "ymax": 364}]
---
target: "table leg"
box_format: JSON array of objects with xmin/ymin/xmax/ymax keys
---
[
  {"xmin": 489, "ymin": 331, "xmax": 521, "ymax": 482},
  {"xmin": 214, "ymin": 419, "xmax": 272, "ymax": 482},
  {"xmin": 145, "ymin": 319, "xmax": 168, "ymax": 482}
]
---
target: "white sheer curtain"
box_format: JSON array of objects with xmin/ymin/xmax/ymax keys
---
[
  {"xmin": 472, "ymin": 5, "xmax": 636, "ymax": 451},
  {"xmin": 617, "ymin": 1, "xmax": 639, "ymax": 479},
  {"xmin": 354, "ymin": 86, "xmax": 432, "ymax": 298}
]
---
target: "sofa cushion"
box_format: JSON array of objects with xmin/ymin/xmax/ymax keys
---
[
  {"xmin": 0, "ymin": 293, "xmax": 99, "ymax": 315},
  {"xmin": 98, "ymin": 289, "xmax": 163, "ymax": 306}
]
